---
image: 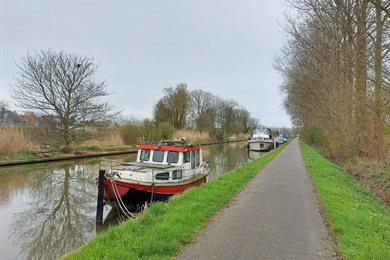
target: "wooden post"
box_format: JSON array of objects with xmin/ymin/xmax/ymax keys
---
[{"xmin": 96, "ymin": 169, "xmax": 106, "ymax": 224}]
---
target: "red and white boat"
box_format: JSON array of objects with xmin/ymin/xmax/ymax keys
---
[{"xmin": 103, "ymin": 139, "xmax": 209, "ymax": 208}]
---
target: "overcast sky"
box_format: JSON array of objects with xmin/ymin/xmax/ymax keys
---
[{"xmin": 0, "ymin": 0, "xmax": 291, "ymax": 127}]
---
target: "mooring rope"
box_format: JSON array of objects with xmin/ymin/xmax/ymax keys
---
[
  {"xmin": 110, "ymin": 178, "xmax": 136, "ymax": 218},
  {"xmin": 110, "ymin": 179, "xmax": 132, "ymax": 218},
  {"xmin": 104, "ymin": 160, "xmax": 242, "ymax": 220}
]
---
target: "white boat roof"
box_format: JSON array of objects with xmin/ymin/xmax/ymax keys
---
[{"xmin": 122, "ymin": 162, "xmax": 178, "ymax": 169}]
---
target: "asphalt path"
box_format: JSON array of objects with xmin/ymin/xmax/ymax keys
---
[{"xmin": 177, "ymin": 138, "xmax": 337, "ymax": 260}]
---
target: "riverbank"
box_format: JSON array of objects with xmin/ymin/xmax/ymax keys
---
[
  {"xmin": 0, "ymin": 127, "xmax": 242, "ymax": 163},
  {"xmin": 342, "ymin": 158, "xmax": 389, "ymax": 205},
  {"xmin": 300, "ymin": 141, "xmax": 389, "ymax": 259},
  {"xmin": 338, "ymin": 125, "xmax": 389, "ymax": 205},
  {"xmin": 0, "ymin": 144, "xmax": 135, "ymax": 164},
  {"xmin": 64, "ymin": 143, "xmax": 287, "ymax": 259},
  {"xmin": 0, "ymin": 139, "xmax": 247, "ymax": 167}
]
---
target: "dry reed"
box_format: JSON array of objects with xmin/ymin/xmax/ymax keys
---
[
  {"xmin": 0, "ymin": 127, "xmax": 35, "ymax": 153},
  {"xmin": 173, "ymin": 130, "xmax": 212, "ymax": 143},
  {"xmin": 81, "ymin": 131, "xmax": 124, "ymax": 146}
]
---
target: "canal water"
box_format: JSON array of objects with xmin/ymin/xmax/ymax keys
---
[{"xmin": 0, "ymin": 142, "xmax": 264, "ymax": 259}]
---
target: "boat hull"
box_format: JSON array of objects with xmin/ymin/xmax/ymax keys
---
[
  {"xmin": 248, "ymin": 140, "xmax": 273, "ymax": 151},
  {"xmin": 104, "ymin": 175, "xmax": 207, "ymax": 202}
]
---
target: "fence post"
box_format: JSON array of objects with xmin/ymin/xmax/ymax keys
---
[{"xmin": 96, "ymin": 169, "xmax": 106, "ymax": 224}]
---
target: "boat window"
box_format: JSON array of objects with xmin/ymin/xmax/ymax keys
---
[
  {"xmin": 152, "ymin": 150, "xmax": 165, "ymax": 162},
  {"xmin": 195, "ymin": 150, "xmax": 200, "ymax": 167},
  {"xmin": 172, "ymin": 170, "xmax": 182, "ymax": 179},
  {"xmin": 140, "ymin": 149, "xmax": 150, "ymax": 161},
  {"xmin": 191, "ymin": 151, "xmax": 196, "ymax": 169},
  {"xmin": 167, "ymin": 151, "xmax": 179, "ymax": 164},
  {"xmin": 155, "ymin": 172, "xmax": 169, "ymax": 180},
  {"xmin": 183, "ymin": 151, "xmax": 190, "ymax": 163}
]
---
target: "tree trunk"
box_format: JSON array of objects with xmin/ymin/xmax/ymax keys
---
[
  {"xmin": 62, "ymin": 122, "xmax": 71, "ymax": 153},
  {"xmin": 373, "ymin": 0, "xmax": 384, "ymax": 159},
  {"xmin": 355, "ymin": 0, "xmax": 369, "ymax": 156}
]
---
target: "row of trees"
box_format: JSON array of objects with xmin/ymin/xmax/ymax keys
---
[
  {"xmin": 153, "ymin": 84, "xmax": 260, "ymax": 140},
  {"xmin": 6, "ymin": 51, "xmax": 260, "ymax": 150},
  {"xmin": 277, "ymin": 0, "xmax": 389, "ymax": 160}
]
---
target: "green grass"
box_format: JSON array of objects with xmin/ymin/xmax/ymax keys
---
[
  {"xmin": 65, "ymin": 144, "xmax": 287, "ymax": 260},
  {"xmin": 18, "ymin": 151, "xmax": 41, "ymax": 160},
  {"xmin": 300, "ymin": 141, "xmax": 390, "ymax": 260},
  {"xmin": 383, "ymin": 124, "xmax": 390, "ymax": 135},
  {"xmin": 342, "ymin": 158, "xmax": 389, "ymax": 204},
  {"xmin": 0, "ymin": 151, "xmax": 42, "ymax": 162},
  {"xmin": 79, "ymin": 144, "xmax": 134, "ymax": 152}
]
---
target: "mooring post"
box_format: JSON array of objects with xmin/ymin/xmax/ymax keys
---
[{"xmin": 96, "ymin": 169, "xmax": 106, "ymax": 224}]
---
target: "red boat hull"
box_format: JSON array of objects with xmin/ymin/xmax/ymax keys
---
[{"xmin": 104, "ymin": 176, "xmax": 207, "ymax": 201}]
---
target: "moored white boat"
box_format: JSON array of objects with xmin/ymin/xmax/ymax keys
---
[
  {"xmin": 102, "ymin": 139, "xmax": 210, "ymax": 209},
  {"xmin": 248, "ymin": 128, "xmax": 274, "ymax": 151}
]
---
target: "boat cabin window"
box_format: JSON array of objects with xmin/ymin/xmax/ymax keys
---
[
  {"xmin": 140, "ymin": 149, "xmax": 150, "ymax": 161},
  {"xmin": 172, "ymin": 170, "xmax": 182, "ymax": 179},
  {"xmin": 191, "ymin": 151, "xmax": 196, "ymax": 169},
  {"xmin": 155, "ymin": 172, "xmax": 169, "ymax": 180},
  {"xmin": 167, "ymin": 151, "xmax": 179, "ymax": 164},
  {"xmin": 152, "ymin": 150, "xmax": 165, "ymax": 162},
  {"xmin": 183, "ymin": 151, "xmax": 190, "ymax": 163},
  {"xmin": 195, "ymin": 150, "xmax": 200, "ymax": 167}
]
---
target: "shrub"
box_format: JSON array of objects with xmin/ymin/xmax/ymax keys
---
[
  {"xmin": 303, "ymin": 124, "xmax": 324, "ymax": 146},
  {"xmin": 119, "ymin": 122, "xmax": 142, "ymax": 145},
  {"xmin": 119, "ymin": 120, "xmax": 175, "ymax": 145},
  {"xmin": 156, "ymin": 122, "xmax": 175, "ymax": 140}
]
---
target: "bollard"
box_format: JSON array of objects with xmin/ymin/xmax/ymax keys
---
[{"xmin": 96, "ymin": 169, "xmax": 106, "ymax": 224}]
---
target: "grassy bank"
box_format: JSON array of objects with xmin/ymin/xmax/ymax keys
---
[
  {"xmin": 300, "ymin": 141, "xmax": 390, "ymax": 259},
  {"xmin": 65, "ymin": 144, "xmax": 287, "ymax": 259},
  {"xmin": 0, "ymin": 145, "xmax": 135, "ymax": 163},
  {"xmin": 79, "ymin": 144, "xmax": 134, "ymax": 152},
  {"xmin": 340, "ymin": 124, "xmax": 389, "ymax": 205},
  {"xmin": 342, "ymin": 159, "xmax": 389, "ymax": 205}
]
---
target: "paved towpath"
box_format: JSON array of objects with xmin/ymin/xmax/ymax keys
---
[{"xmin": 177, "ymin": 138, "xmax": 336, "ymax": 260}]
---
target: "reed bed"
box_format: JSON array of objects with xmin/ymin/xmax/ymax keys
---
[
  {"xmin": 81, "ymin": 131, "xmax": 124, "ymax": 147},
  {"xmin": 173, "ymin": 130, "xmax": 211, "ymax": 144},
  {"xmin": 0, "ymin": 126, "xmax": 35, "ymax": 153}
]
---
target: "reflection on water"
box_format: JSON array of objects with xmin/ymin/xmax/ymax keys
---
[
  {"xmin": 0, "ymin": 142, "xmax": 255, "ymax": 259},
  {"xmin": 247, "ymin": 150, "xmax": 267, "ymax": 161},
  {"xmin": 10, "ymin": 166, "xmax": 96, "ymax": 259}
]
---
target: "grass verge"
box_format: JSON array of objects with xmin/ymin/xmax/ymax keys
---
[
  {"xmin": 342, "ymin": 158, "xmax": 389, "ymax": 205},
  {"xmin": 79, "ymin": 144, "xmax": 134, "ymax": 152},
  {"xmin": 65, "ymin": 144, "xmax": 287, "ymax": 259},
  {"xmin": 300, "ymin": 141, "xmax": 390, "ymax": 259}
]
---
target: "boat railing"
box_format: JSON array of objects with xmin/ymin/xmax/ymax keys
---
[{"xmin": 100, "ymin": 159, "xmax": 210, "ymax": 182}]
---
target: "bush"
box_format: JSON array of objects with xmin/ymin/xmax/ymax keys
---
[
  {"xmin": 384, "ymin": 124, "xmax": 390, "ymax": 135},
  {"xmin": 303, "ymin": 124, "xmax": 324, "ymax": 146},
  {"xmin": 119, "ymin": 122, "xmax": 142, "ymax": 145},
  {"xmin": 119, "ymin": 120, "xmax": 175, "ymax": 145},
  {"xmin": 156, "ymin": 122, "xmax": 175, "ymax": 140}
]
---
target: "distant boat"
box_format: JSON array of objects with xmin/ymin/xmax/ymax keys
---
[
  {"xmin": 101, "ymin": 139, "xmax": 210, "ymax": 211},
  {"xmin": 248, "ymin": 128, "xmax": 274, "ymax": 151}
]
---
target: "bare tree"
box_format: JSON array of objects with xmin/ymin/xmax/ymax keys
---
[
  {"xmin": 277, "ymin": 0, "xmax": 389, "ymax": 159},
  {"xmin": 188, "ymin": 89, "xmax": 216, "ymax": 131},
  {"xmin": 154, "ymin": 83, "xmax": 189, "ymax": 129},
  {"xmin": 11, "ymin": 50, "xmax": 113, "ymax": 151},
  {"xmin": 0, "ymin": 100, "xmax": 8, "ymax": 110}
]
